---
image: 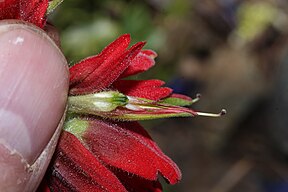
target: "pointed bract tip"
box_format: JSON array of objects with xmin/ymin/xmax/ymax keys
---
[
  {"xmin": 142, "ymin": 49, "xmax": 158, "ymax": 59},
  {"xmin": 117, "ymin": 34, "xmax": 131, "ymax": 45},
  {"xmin": 121, "ymin": 33, "xmax": 131, "ymax": 40},
  {"xmin": 131, "ymin": 41, "xmax": 146, "ymax": 51},
  {"xmin": 139, "ymin": 41, "xmax": 147, "ymax": 46}
]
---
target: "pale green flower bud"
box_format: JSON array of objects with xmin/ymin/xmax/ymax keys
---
[{"xmin": 68, "ymin": 91, "xmax": 128, "ymax": 114}]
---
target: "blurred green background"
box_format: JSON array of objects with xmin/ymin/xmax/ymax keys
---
[{"xmin": 50, "ymin": 0, "xmax": 288, "ymax": 191}]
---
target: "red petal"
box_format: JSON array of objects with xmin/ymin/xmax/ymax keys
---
[
  {"xmin": 20, "ymin": 0, "xmax": 48, "ymax": 28},
  {"xmin": 113, "ymin": 80, "xmax": 172, "ymax": 101},
  {"xmin": 141, "ymin": 49, "xmax": 157, "ymax": 59},
  {"xmin": 70, "ymin": 42, "xmax": 145, "ymax": 95},
  {"xmin": 120, "ymin": 50, "xmax": 156, "ymax": 78},
  {"xmin": 0, "ymin": 0, "xmax": 48, "ymax": 28},
  {"xmin": 69, "ymin": 34, "xmax": 131, "ymax": 87},
  {"xmin": 45, "ymin": 131, "xmax": 127, "ymax": 192},
  {"xmin": 0, "ymin": 0, "xmax": 19, "ymax": 19},
  {"xmin": 113, "ymin": 170, "xmax": 163, "ymax": 192},
  {"xmin": 83, "ymin": 119, "xmax": 181, "ymax": 184}
]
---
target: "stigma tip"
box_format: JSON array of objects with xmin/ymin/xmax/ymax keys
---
[
  {"xmin": 220, "ymin": 109, "xmax": 227, "ymax": 116},
  {"xmin": 192, "ymin": 93, "xmax": 202, "ymax": 103}
]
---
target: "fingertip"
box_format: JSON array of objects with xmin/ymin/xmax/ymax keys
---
[{"xmin": 0, "ymin": 21, "xmax": 69, "ymax": 190}]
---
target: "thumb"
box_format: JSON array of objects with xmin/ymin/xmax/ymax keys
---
[{"xmin": 0, "ymin": 21, "xmax": 69, "ymax": 191}]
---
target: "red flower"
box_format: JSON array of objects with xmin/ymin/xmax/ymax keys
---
[
  {"xmin": 0, "ymin": 1, "xmax": 225, "ymax": 191},
  {"xmin": 40, "ymin": 34, "xmax": 225, "ymax": 191},
  {"xmin": 45, "ymin": 35, "xmax": 185, "ymax": 192}
]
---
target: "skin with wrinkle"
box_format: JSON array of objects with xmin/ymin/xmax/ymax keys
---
[{"xmin": 0, "ymin": 20, "xmax": 69, "ymax": 192}]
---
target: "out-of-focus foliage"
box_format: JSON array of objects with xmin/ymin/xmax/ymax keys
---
[
  {"xmin": 235, "ymin": 1, "xmax": 278, "ymax": 42},
  {"xmin": 50, "ymin": 0, "xmax": 195, "ymax": 81},
  {"xmin": 50, "ymin": 0, "xmax": 164, "ymax": 62}
]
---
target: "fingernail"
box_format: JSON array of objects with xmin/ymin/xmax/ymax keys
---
[{"xmin": 0, "ymin": 22, "xmax": 69, "ymax": 163}]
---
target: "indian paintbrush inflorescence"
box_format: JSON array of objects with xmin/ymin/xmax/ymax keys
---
[{"xmin": 0, "ymin": 1, "xmax": 225, "ymax": 191}]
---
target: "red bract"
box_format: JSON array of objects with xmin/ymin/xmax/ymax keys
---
[
  {"xmin": 69, "ymin": 34, "xmax": 131, "ymax": 90},
  {"xmin": 83, "ymin": 120, "xmax": 181, "ymax": 184},
  {"xmin": 43, "ymin": 34, "xmax": 227, "ymax": 192},
  {"xmin": 70, "ymin": 41, "xmax": 145, "ymax": 95},
  {"xmin": 41, "ymin": 34, "xmax": 193, "ymax": 192},
  {"xmin": 0, "ymin": 0, "xmax": 48, "ymax": 28},
  {"xmin": 46, "ymin": 131, "xmax": 128, "ymax": 192},
  {"xmin": 113, "ymin": 80, "xmax": 172, "ymax": 101}
]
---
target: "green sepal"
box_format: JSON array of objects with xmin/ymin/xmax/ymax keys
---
[
  {"xmin": 64, "ymin": 117, "xmax": 89, "ymax": 140},
  {"xmin": 111, "ymin": 112, "xmax": 193, "ymax": 121},
  {"xmin": 68, "ymin": 91, "xmax": 128, "ymax": 114},
  {"xmin": 160, "ymin": 97, "xmax": 193, "ymax": 106}
]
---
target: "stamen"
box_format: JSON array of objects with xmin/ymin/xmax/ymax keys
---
[
  {"xmin": 192, "ymin": 93, "xmax": 201, "ymax": 104},
  {"xmin": 196, "ymin": 109, "xmax": 226, "ymax": 117}
]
